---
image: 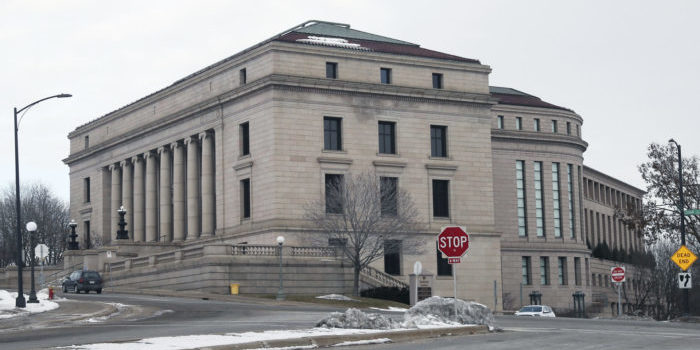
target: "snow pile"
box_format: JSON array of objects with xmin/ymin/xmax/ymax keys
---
[
  {"xmin": 316, "ymin": 308, "xmax": 400, "ymax": 329},
  {"xmin": 316, "ymin": 294, "xmax": 357, "ymax": 301},
  {"xmin": 317, "ymin": 296, "xmax": 496, "ymax": 330},
  {"xmin": 296, "ymin": 36, "xmax": 370, "ymax": 50},
  {"xmin": 0, "ymin": 289, "xmax": 60, "ymax": 319},
  {"xmin": 369, "ymin": 306, "xmax": 407, "ymax": 313},
  {"xmin": 404, "ymin": 297, "xmax": 495, "ymax": 329}
]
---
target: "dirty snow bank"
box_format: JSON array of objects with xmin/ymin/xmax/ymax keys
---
[
  {"xmin": 317, "ymin": 296, "xmax": 496, "ymax": 330},
  {"xmin": 0, "ymin": 288, "xmax": 60, "ymax": 319},
  {"xmin": 316, "ymin": 294, "xmax": 357, "ymax": 301}
]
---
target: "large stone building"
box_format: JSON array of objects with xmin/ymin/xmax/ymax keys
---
[{"xmin": 63, "ymin": 21, "xmax": 644, "ymax": 312}]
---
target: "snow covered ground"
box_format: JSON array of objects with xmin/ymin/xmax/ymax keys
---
[
  {"xmin": 315, "ymin": 294, "xmax": 357, "ymax": 301},
  {"xmin": 56, "ymin": 328, "xmax": 390, "ymax": 350},
  {"xmin": 0, "ymin": 288, "xmax": 59, "ymax": 319}
]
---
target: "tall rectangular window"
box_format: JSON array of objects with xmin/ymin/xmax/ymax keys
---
[
  {"xmin": 84, "ymin": 135, "xmax": 89, "ymax": 149},
  {"xmin": 378, "ymin": 121, "xmax": 396, "ymax": 154},
  {"xmin": 567, "ymin": 164, "xmax": 575, "ymax": 238},
  {"xmin": 585, "ymin": 258, "xmax": 590, "ymax": 286},
  {"xmin": 384, "ymin": 240, "xmax": 401, "ymax": 275},
  {"xmin": 430, "ymin": 125, "xmax": 447, "ymax": 157},
  {"xmin": 558, "ymin": 257, "xmax": 568, "ymax": 285},
  {"xmin": 540, "ymin": 257, "xmax": 550, "ymax": 285},
  {"xmin": 534, "ymin": 118, "xmax": 541, "ymax": 132},
  {"xmin": 578, "ymin": 166, "xmax": 584, "ymax": 241},
  {"xmin": 84, "ymin": 220, "xmax": 91, "ymax": 249},
  {"xmin": 241, "ymin": 178, "xmax": 251, "ymax": 219},
  {"xmin": 522, "ymin": 257, "xmax": 531, "ymax": 285},
  {"xmin": 552, "ymin": 163, "xmax": 562, "ymax": 237},
  {"xmin": 239, "ymin": 68, "xmax": 247, "ymax": 85},
  {"xmin": 516, "ymin": 160, "xmax": 527, "ymax": 236},
  {"xmin": 566, "ymin": 122, "xmax": 571, "ymax": 135},
  {"xmin": 326, "ymin": 62, "xmax": 338, "ymax": 79},
  {"xmin": 240, "ymin": 122, "xmax": 250, "ymax": 156},
  {"xmin": 497, "ymin": 115, "xmax": 504, "ymax": 129},
  {"xmin": 516, "ymin": 117, "xmax": 522, "ymax": 130},
  {"xmin": 576, "ymin": 124, "xmax": 580, "ymax": 137},
  {"xmin": 325, "ymin": 174, "xmax": 344, "ymax": 214},
  {"xmin": 552, "ymin": 120, "xmax": 558, "ymax": 133},
  {"xmin": 574, "ymin": 257, "xmax": 582, "ymax": 285},
  {"xmin": 83, "ymin": 177, "xmax": 91, "ymax": 203},
  {"xmin": 323, "ymin": 117, "xmax": 342, "ymax": 151},
  {"xmin": 380, "ymin": 177, "xmax": 398, "ymax": 216},
  {"xmin": 432, "ymin": 179, "xmax": 449, "ymax": 218},
  {"xmin": 437, "ymin": 244, "xmax": 452, "ymax": 276},
  {"xmin": 432, "ymin": 73, "xmax": 443, "ymax": 89},
  {"xmin": 380, "ymin": 68, "xmax": 392, "ymax": 84},
  {"xmin": 534, "ymin": 162, "xmax": 545, "ymax": 236}
]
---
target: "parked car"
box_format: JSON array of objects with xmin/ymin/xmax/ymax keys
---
[
  {"xmin": 515, "ymin": 305, "xmax": 556, "ymax": 317},
  {"xmin": 62, "ymin": 270, "xmax": 103, "ymax": 294}
]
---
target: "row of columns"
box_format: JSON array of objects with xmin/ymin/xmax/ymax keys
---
[
  {"xmin": 108, "ymin": 130, "xmax": 215, "ymax": 243},
  {"xmin": 584, "ymin": 209, "xmax": 640, "ymax": 252}
]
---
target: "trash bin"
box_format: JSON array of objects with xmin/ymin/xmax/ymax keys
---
[{"xmin": 230, "ymin": 283, "xmax": 239, "ymax": 295}]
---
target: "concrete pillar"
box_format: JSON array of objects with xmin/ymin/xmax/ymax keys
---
[
  {"xmin": 200, "ymin": 131, "xmax": 215, "ymax": 237},
  {"xmin": 109, "ymin": 163, "xmax": 121, "ymax": 242},
  {"xmin": 145, "ymin": 151, "xmax": 158, "ymax": 242},
  {"xmin": 132, "ymin": 155, "xmax": 145, "ymax": 242},
  {"xmin": 171, "ymin": 141, "xmax": 186, "ymax": 242},
  {"xmin": 120, "ymin": 160, "xmax": 133, "ymax": 241},
  {"xmin": 158, "ymin": 146, "xmax": 172, "ymax": 242},
  {"xmin": 185, "ymin": 136, "xmax": 200, "ymax": 240}
]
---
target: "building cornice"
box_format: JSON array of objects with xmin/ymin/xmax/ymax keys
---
[{"xmin": 491, "ymin": 129, "xmax": 588, "ymax": 152}]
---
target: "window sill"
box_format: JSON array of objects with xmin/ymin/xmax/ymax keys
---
[
  {"xmin": 428, "ymin": 156, "xmax": 452, "ymax": 161},
  {"xmin": 377, "ymin": 152, "xmax": 400, "ymax": 157},
  {"xmin": 238, "ymin": 154, "xmax": 251, "ymax": 160},
  {"xmin": 322, "ymin": 149, "xmax": 347, "ymax": 154}
]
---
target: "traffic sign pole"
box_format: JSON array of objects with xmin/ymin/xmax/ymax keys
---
[
  {"xmin": 617, "ymin": 282, "xmax": 622, "ymax": 316},
  {"xmin": 453, "ymin": 263, "xmax": 458, "ymax": 319},
  {"xmin": 437, "ymin": 226, "xmax": 469, "ymax": 321}
]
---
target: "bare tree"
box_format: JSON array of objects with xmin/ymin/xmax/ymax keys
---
[
  {"xmin": 637, "ymin": 142, "xmax": 700, "ymax": 248},
  {"xmin": 0, "ymin": 183, "xmax": 69, "ymax": 267},
  {"xmin": 305, "ymin": 172, "xmax": 422, "ymax": 296}
]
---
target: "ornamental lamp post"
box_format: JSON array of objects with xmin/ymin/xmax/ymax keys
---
[
  {"xmin": 116, "ymin": 206, "xmax": 129, "ymax": 240},
  {"xmin": 26, "ymin": 221, "xmax": 38, "ymax": 303},
  {"xmin": 276, "ymin": 235, "xmax": 285, "ymax": 301},
  {"xmin": 68, "ymin": 220, "xmax": 79, "ymax": 250},
  {"xmin": 14, "ymin": 93, "xmax": 72, "ymax": 308},
  {"xmin": 669, "ymin": 138, "xmax": 689, "ymax": 317}
]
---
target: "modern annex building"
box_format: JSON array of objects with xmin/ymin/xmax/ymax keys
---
[{"xmin": 63, "ymin": 21, "xmax": 644, "ymax": 313}]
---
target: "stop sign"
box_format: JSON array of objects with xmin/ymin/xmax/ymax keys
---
[
  {"xmin": 437, "ymin": 226, "xmax": 469, "ymax": 258},
  {"xmin": 611, "ymin": 266, "xmax": 626, "ymax": 283}
]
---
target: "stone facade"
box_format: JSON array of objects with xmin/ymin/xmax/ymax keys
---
[{"xmin": 62, "ymin": 21, "xmax": 644, "ymax": 313}]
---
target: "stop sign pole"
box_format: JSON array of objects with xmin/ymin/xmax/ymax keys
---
[
  {"xmin": 437, "ymin": 226, "xmax": 469, "ymax": 317},
  {"xmin": 611, "ymin": 266, "xmax": 625, "ymax": 316}
]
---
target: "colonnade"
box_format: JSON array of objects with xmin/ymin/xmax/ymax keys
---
[{"xmin": 108, "ymin": 130, "xmax": 215, "ymax": 243}]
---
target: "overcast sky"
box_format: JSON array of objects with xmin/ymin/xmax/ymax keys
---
[{"xmin": 2, "ymin": 0, "xmax": 698, "ymax": 201}]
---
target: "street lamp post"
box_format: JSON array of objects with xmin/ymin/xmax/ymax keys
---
[
  {"xmin": 26, "ymin": 222, "xmax": 38, "ymax": 303},
  {"xmin": 68, "ymin": 220, "xmax": 79, "ymax": 250},
  {"xmin": 14, "ymin": 93, "xmax": 72, "ymax": 308},
  {"xmin": 669, "ymin": 138, "xmax": 689, "ymax": 316},
  {"xmin": 116, "ymin": 206, "xmax": 129, "ymax": 240},
  {"xmin": 276, "ymin": 235, "xmax": 285, "ymax": 301}
]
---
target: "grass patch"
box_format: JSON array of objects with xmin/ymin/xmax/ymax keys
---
[{"xmin": 252, "ymin": 294, "xmax": 409, "ymax": 310}]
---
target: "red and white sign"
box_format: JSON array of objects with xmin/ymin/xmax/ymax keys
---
[
  {"xmin": 611, "ymin": 266, "xmax": 626, "ymax": 283},
  {"xmin": 448, "ymin": 257, "xmax": 461, "ymax": 264},
  {"xmin": 437, "ymin": 226, "xmax": 469, "ymax": 261}
]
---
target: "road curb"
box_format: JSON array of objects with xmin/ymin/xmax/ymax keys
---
[{"xmin": 198, "ymin": 325, "xmax": 490, "ymax": 350}]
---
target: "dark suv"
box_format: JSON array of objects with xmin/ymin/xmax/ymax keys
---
[{"xmin": 62, "ymin": 270, "xmax": 103, "ymax": 294}]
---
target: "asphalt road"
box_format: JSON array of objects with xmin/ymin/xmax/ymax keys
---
[
  {"xmin": 350, "ymin": 316, "xmax": 700, "ymax": 350},
  {"xmin": 1, "ymin": 292, "xmax": 698, "ymax": 350},
  {"xmin": 0, "ymin": 292, "xmax": 344, "ymax": 350}
]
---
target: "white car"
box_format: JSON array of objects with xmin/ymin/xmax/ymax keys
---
[{"xmin": 515, "ymin": 305, "xmax": 556, "ymax": 317}]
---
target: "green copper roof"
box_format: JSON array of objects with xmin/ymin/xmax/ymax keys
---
[{"xmin": 293, "ymin": 21, "xmax": 417, "ymax": 46}]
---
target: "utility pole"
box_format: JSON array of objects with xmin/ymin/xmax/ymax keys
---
[{"xmin": 669, "ymin": 139, "xmax": 689, "ymax": 316}]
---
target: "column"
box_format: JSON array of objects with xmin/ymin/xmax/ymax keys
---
[
  {"xmin": 132, "ymin": 155, "xmax": 145, "ymax": 242},
  {"xmin": 185, "ymin": 136, "xmax": 200, "ymax": 240},
  {"xmin": 120, "ymin": 160, "xmax": 133, "ymax": 241},
  {"xmin": 109, "ymin": 163, "xmax": 122, "ymax": 242},
  {"xmin": 200, "ymin": 131, "xmax": 215, "ymax": 237},
  {"xmin": 158, "ymin": 146, "xmax": 172, "ymax": 242},
  {"xmin": 145, "ymin": 151, "xmax": 158, "ymax": 242},
  {"xmin": 172, "ymin": 141, "xmax": 186, "ymax": 241}
]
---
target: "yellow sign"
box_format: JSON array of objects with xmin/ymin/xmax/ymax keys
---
[{"xmin": 670, "ymin": 245, "xmax": 698, "ymax": 271}]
